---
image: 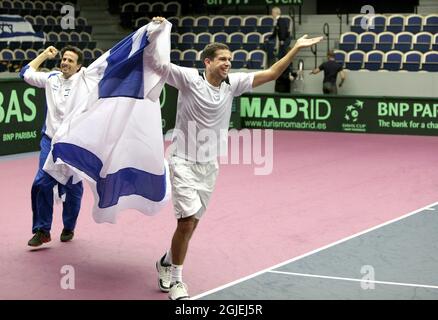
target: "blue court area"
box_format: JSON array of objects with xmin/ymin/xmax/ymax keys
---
[{"xmin": 195, "ymin": 203, "xmax": 438, "ymax": 300}]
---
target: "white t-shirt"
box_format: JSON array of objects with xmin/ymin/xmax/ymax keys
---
[
  {"xmin": 164, "ymin": 63, "xmax": 254, "ymax": 163},
  {"xmin": 21, "ymin": 66, "xmax": 85, "ymax": 139}
]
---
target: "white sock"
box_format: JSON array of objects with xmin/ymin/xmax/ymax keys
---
[
  {"xmin": 162, "ymin": 250, "xmax": 172, "ymax": 266},
  {"xmin": 171, "ymin": 264, "xmax": 183, "ymax": 284}
]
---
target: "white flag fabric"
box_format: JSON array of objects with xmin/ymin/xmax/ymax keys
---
[
  {"xmin": 43, "ymin": 21, "xmax": 172, "ymax": 224},
  {"xmin": 0, "ymin": 15, "xmax": 44, "ymax": 42}
]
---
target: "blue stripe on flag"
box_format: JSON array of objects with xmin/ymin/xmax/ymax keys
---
[
  {"xmin": 98, "ymin": 30, "xmax": 149, "ymax": 99},
  {"xmin": 52, "ymin": 143, "xmax": 167, "ymax": 207},
  {"xmin": 0, "ymin": 31, "xmax": 44, "ymax": 39},
  {"xmin": 0, "ymin": 16, "xmax": 27, "ymax": 22}
]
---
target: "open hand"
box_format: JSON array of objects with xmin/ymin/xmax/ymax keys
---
[{"xmin": 294, "ymin": 34, "xmax": 324, "ymax": 49}]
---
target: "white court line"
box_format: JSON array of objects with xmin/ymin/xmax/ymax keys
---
[
  {"xmin": 191, "ymin": 200, "xmax": 438, "ymax": 299},
  {"xmin": 424, "ymin": 208, "xmax": 436, "ymax": 211},
  {"xmin": 268, "ymin": 270, "xmax": 438, "ymax": 290}
]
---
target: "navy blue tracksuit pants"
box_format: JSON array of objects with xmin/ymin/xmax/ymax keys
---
[{"xmin": 31, "ymin": 134, "xmax": 83, "ymax": 234}]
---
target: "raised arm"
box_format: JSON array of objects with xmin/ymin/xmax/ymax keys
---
[
  {"xmin": 28, "ymin": 46, "xmax": 59, "ymax": 70},
  {"xmin": 252, "ymin": 34, "xmax": 323, "ymax": 88}
]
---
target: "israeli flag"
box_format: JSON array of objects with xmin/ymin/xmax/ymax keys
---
[
  {"xmin": 43, "ymin": 21, "xmax": 172, "ymax": 223},
  {"xmin": 0, "ymin": 15, "xmax": 44, "ymax": 42}
]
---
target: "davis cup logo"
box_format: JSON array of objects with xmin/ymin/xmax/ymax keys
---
[
  {"xmin": 342, "ymin": 100, "xmax": 367, "ymax": 132},
  {"xmin": 344, "ymin": 100, "xmax": 364, "ymax": 123}
]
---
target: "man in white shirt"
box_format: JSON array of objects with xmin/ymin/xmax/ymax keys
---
[
  {"xmin": 20, "ymin": 46, "xmax": 85, "ymax": 247},
  {"xmin": 152, "ymin": 17, "xmax": 323, "ymax": 300}
]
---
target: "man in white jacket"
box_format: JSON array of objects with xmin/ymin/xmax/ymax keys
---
[{"xmin": 20, "ymin": 46, "xmax": 85, "ymax": 247}]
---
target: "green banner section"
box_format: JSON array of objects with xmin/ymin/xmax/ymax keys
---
[
  {"xmin": 0, "ymin": 79, "xmax": 46, "ymax": 156},
  {"xmin": 3, "ymin": 78, "xmax": 436, "ymax": 157},
  {"xmin": 238, "ymin": 93, "xmax": 438, "ymax": 136}
]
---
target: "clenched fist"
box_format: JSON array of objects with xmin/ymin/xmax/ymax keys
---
[{"xmin": 43, "ymin": 46, "xmax": 58, "ymax": 59}]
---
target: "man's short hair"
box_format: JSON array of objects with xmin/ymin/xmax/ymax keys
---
[
  {"xmin": 200, "ymin": 43, "xmax": 230, "ymax": 62},
  {"xmin": 60, "ymin": 45, "xmax": 83, "ymax": 65},
  {"xmin": 327, "ymin": 50, "xmax": 335, "ymax": 59}
]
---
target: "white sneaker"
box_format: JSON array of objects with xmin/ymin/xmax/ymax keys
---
[
  {"xmin": 156, "ymin": 259, "xmax": 171, "ymax": 292},
  {"xmin": 169, "ymin": 281, "xmax": 190, "ymax": 300}
]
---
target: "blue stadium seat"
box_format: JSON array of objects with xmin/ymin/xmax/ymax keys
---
[
  {"xmin": 59, "ymin": 31, "xmax": 70, "ymax": 42},
  {"xmin": 231, "ymin": 49, "xmax": 248, "ymax": 69},
  {"xmin": 1, "ymin": 49, "xmax": 15, "ymax": 60},
  {"xmin": 423, "ymin": 14, "xmax": 438, "ymax": 34},
  {"xmin": 24, "ymin": 15, "xmax": 34, "ymax": 24},
  {"xmin": 247, "ymin": 50, "xmax": 266, "ymax": 69},
  {"xmin": 405, "ymin": 14, "xmax": 423, "ymax": 34},
  {"xmin": 225, "ymin": 16, "xmax": 242, "ymax": 34},
  {"xmin": 241, "ymin": 16, "xmax": 258, "ymax": 33},
  {"xmin": 25, "ymin": 49, "xmax": 38, "ymax": 60},
  {"xmin": 179, "ymin": 16, "xmax": 195, "ymax": 34},
  {"xmin": 334, "ymin": 49, "xmax": 347, "ymax": 67},
  {"xmin": 386, "ymin": 15, "xmax": 405, "ymax": 33},
  {"xmin": 194, "ymin": 32, "xmax": 211, "ymax": 50},
  {"xmin": 370, "ymin": 15, "xmax": 387, "ymax": 33},
  {"xmin": 171, "ymin": 32, "xmax": 179, "ymax": 48},
  {"xmin": 357, "ymin": 32, "xmax": 376, "ymax": 52},
  {"xmin": 413, "ymin": 32, "xmax": 432, "ymax": 52},
  {"xmin": 150, "ymin": 2, "xmax": 165, "ymax": 15},
  {"xmin": 46, "ymin": 16, "xmax": 57, "ymax": 25},
  {"xmin": 364, "ymin": 50, "xmax": 384, "ymax": 70},
  {"xmin": 83, "ymin": 48, "xmax": 93, "ymax": 60},
  {"xmin": 257, "ymin": 16, "xmax": 274, "ymax": 34},
  {"xmin": 93, "ymin": 48, "xmax": 104, "ymax": 59},
  {"xmin": 213, "ymin": 32, "xmax": 228, "ymax": 44},
  {"xmin": 394, "ymin": 32, "xmax": 413, "ymax": 52},
  {"xmin": 80, "ymin": 32, "xmax": 91, "ymax": 42},
  {"xmin": 345, "ymin": 50, "xmax": 365, "ymax": 70},
  {"xmin": 339, "ymin": 32, "xmax": 358, "ymax": 51},
  {"xmin": 376, "ymin": 32, "xmax": 395, "ymax": 52},
  {"xmin": 210, "ymin": 16, "xmax": 226, "ymax": 33},
  {"xmin": 180, "ymin": 49, "xmax": 198, "ymax": 68},
  {"xmin": 351, "ymin": 14, "xmax": 366, "ymax": 33},
  {"xmin": 165, "ymin": 2, "xmax": 181, "ymax": 16},
  {"xmin": 383, "ymin": 51, "xmax": 403, "ymax": 71},
  {"xmin": 227, "ymin": 32, "xmax": 245, "ymax": 51},
  {"xmin": 170, "ymin": 49, "xmax": 181, "ymax": 63},
  {"xmin": 136, "ymin": 2, "xmax": 150, "ymax": 13},
  {"xmin": 193, "ymin": 16, "xmax": 209, "ymax": 33},
  {"xmin": 167, "ymin": 16, "xmax": 179, "ymax": 32},
  {"xmin": 34, "ymin": 1, "xmax": 44, "ymax": 10},
  {"xmin": 14, "ymin": 49, "xmax": 26, "ymax": 60},
  {"xmin": 243, "ymin": 32, "xmax": 262, "ymax": 51},
  {"xmin": 122, "ymin": 2, "xmax": 136, "ymax": 13},
  {"xmin": 35, "ymin": 15, "xmax": 46, "ymax": 25},
  {"xmin": 178, "ymin": 32, "xmax": 196, "ymax": 51},
  {"xmin": 402, "ymin": 51, "xmax": 422, "ymax": 71},
  {"xmin": 422, "ymin": 52, "xmax": 438, "ymax": 72}
]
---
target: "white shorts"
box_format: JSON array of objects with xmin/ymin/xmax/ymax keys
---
[{"xmin": 169, "ymin": 155, "xmax": 219, "ymax": 220}]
